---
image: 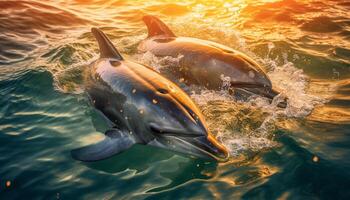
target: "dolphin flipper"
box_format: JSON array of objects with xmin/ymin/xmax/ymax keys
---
[{"xmin": 71, "ymin": 129, "xmax": 135, "ymax": 162}]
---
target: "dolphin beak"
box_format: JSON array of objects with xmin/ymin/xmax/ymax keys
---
[
  {"xmin": 175, "ymin": 134, "xmax": 229, "ymax": 162},
  {"xmin": 189, "ymin": 134, "xmax": 229, "ymax": 162},
  {"xmin": 232, "ymin": 86, "xmax": 287, "ymax": 108},
  {"xmin": 150, "ymin": 131, "xmax": 229, "ymax": 162}
]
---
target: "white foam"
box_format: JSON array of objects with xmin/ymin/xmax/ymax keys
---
[
  {"xmin": 53, "ymin": 55, "xmax": 97, "ymax": 94},
  {"xmin": 133, "ymin": 51, "xmax": 183, "ymax": 73}
]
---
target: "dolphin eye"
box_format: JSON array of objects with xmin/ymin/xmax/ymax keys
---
[
  {"xmin": 110, "ymin": 60, "xmax": 121, "ymax": 67},
  {"xmin": 157, "ymin": 88, "xmax": 169, "ymax": 94},
  {"xmin": 222, "ymin": 49, "xmax": 235, "ymax": 54}
]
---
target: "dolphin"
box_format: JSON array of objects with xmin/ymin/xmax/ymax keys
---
[
  {"xmin": 139, "ymin": 15, "xmax": 287, "ymax": 108},
  {"xmin": 71, "ymin": 28, "xmax": 229, "ymax": 162}
]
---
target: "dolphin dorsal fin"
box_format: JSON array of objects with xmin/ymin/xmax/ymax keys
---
[
  {"xmin": 142, "ymin": 15, "xmax": 176, "ymax": 38},
  {"xmin": 91, "ymin": 28, "xmax": 123, "ymax": 60}
]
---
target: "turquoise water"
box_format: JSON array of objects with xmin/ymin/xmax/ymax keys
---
[{"xmin": 0, "ymin": 0, "xmax": 350, "ymax": 199}]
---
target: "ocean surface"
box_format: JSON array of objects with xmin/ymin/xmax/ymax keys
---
[{"xmin": 0, "ymin": 0, "xmax": 350, "ymax": 199}]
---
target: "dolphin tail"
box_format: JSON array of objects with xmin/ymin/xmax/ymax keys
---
[
  {"xmin": 71, "ymin": 129, "xmax": 136, "ymax": 162},
  {"xmin": 91, "ymin": 28, "xmax": 123, "ymax": 60},
  {"xmin": 142, "ymin": 15, "xmax": 176, "ymax": 38}
]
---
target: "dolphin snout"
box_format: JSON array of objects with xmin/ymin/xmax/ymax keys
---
[
  {"xmin": 194, "ymin": 135, "xmax": 229, "ymax": 162},
  {"xmin": 233, "ymin": 86, "xmax": 288, "ymax": 108},
  {"xmin": 270, "ymin": 87, "xmax": 288, "ymax": 108},
  {"xmin": 258, "ymin": 87, "xmax": 287, "ymax": 108}
]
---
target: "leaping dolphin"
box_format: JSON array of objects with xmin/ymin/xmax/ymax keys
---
[
  {"xmin": 71, "ymin": 28, "xmax": 229, "ymax": 162},
  {"xmin": 139, "ymin": 15, "xmax": 287, "ymax": 108}
]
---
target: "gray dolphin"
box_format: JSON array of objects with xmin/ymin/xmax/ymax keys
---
[
  {"xmin": 139, "ymin": 15, "xmax": 287, "ymax": 108},
  {"xmin": 71, "ymin": 28, "xmax": 229, "ymax": 162}
]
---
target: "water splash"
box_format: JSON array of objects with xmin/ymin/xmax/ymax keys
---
[
  {"xmin": 53, "ymin": 56, "xmax": 97, "ymax": 94},
  {"xmin": 133, "ymin": 49, "xmax": 326, "ymax": 158},
  {"xmin": 133, "ymin": 51, "xmax": 184, "ymax": 73},
  {"xmin": 45, "ymin": 31, "xmax": 146, "ymax": 94},
  {"xmin": 39, "ymin": 16, "xmax": 328, "ymax": 160}
]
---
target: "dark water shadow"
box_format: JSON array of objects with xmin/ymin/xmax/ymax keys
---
[
  {"xmin": 84, "ymin": 144, "xmax": 217, "ymax": 173},
  {"xmin": 83, "ymin": 144, "xmax": 218, "ymax": 193},
  {"xmin": 84, "ymin": 144, "xmax": 175, "ymax": 173},
  {"xmin": 241, "ymin": 133, "xmax": 350, "ymax": 200},
  {"xmin": 148, "ymin": 157, "xmax": 217, "ymax": 193}
]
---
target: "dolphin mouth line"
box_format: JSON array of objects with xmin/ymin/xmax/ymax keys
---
[
  {"xmin": 231, "ymin": 85, "xmax": 287, "ymax": 108},
  {"xmin": 149, "ymin": 123, "xmax": 229, "ymax": 161},
  {"xmin": 149, "ymin": 123, "xmax": 202, "ymax": 138},
  {"xmin": 230, "ymin": 82, "xmax": 268, "ymax": 88},
  {"xmin": 229, "ymin": 82, "xmax": 276, "ymax": 99},
  {"xmin": 163, "ymin": 134, "xmax": 229, "ymax": 162},
  {"xmin": 235, "ymin": 87, "xmax": 275, "ymax": 98}
]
